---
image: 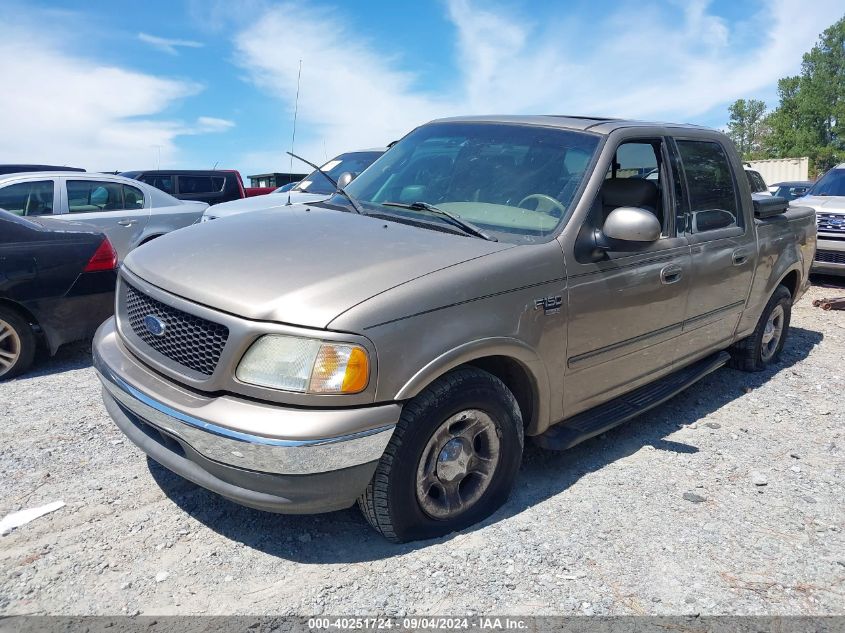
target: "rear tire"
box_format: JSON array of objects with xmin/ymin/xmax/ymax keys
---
[
  {"xmin": 0, "ymin": 306, "xmax": 36, "ymax": 380},
  {"xmin": 358, "ymin": 367, "xmax": 524, "ymax": 543},
  {"xmin": 729, "ymin": 285, "xmax": 792, "ymax": 372}
]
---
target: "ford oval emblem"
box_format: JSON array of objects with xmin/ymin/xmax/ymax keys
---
[{"xmin": 143, "ymin": 315, "xmax": 167, "ymax": 337}]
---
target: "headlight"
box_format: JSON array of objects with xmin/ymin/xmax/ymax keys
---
[{"xmin": 236, "ymin": 335, "xmax": 370, "ymax": 394}]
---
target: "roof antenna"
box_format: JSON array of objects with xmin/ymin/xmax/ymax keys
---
[
  {"xmin": 212, "ymin": 161, "xmax": 219, "ymax": 170},
  {"xmin": 287, "ymin": 59, "xmax": 302, "ymax": 206}
]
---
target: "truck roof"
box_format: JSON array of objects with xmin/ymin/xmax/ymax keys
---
[{"xmin": 430, "ymin": 115, "xmax": 713, "ymax": 134}]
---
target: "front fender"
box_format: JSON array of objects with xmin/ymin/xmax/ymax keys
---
[{"xmin": 393, "ymin": 337, "xmax": 551, "ymax": 434}]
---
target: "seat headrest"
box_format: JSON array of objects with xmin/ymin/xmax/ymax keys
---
[{"xmin": 601, "ymin": 178, "xmax": 658, "ymax": 209}]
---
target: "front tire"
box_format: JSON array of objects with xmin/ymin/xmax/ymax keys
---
[
  {"xmin": 358, "ymin": 367, "xmax": 524, "ymax": 543},
  {"xmin": 0, "ymin": 307, "xmax": 36, "ymax": 380},
  {"xmin": 729, "ymin": 284, "xmax": 792, "ymax": 372}
]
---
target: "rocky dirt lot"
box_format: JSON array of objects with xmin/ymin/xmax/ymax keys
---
[{"xmin": 1, "ymin": 280, "xmax": 843, "ymax": 616}]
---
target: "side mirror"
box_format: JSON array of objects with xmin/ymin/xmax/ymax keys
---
[
  {"xmin": 337, "ymin": 172, "xmax": 356, "ymax": 189},
  {"xmin": 601, "ymin": 207, "xmax": 661, "ymax": 243}
]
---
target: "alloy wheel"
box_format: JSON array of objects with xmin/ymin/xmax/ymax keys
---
[
  {"xmin": 0, "ymin": 318, "xmax": 22, "ymax": 377},
  {"xmin": 761, "ymin": 304, "xmax": 785, "ymax": 362},
  {"xmin": 415, "ymin": 409, "xmax": 501, "ymax": 520}
]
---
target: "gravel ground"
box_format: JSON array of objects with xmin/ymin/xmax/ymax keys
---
[{"xmin": 1, "ymin": 279, "xmax": 843, "ymax": 616}]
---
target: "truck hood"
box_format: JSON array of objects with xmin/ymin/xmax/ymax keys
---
[
  {"xmin": 124, "ymin": 204, "xmax": 512, "ymax": 328},
  {"xmin": 203, "ymin": 191, "xmax": 329, "ymax": 219},
  {"xmin": 795, "ymin": 195, "xmax": 845, "ymax": 213}
]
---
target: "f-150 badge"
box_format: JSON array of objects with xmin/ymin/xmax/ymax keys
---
[{"xmin": 534, "ymin": 295, "xmax": 563, "ymax": 315}]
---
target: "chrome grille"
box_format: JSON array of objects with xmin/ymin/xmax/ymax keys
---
[
  {"xmin": 124, "ymin": 283, "xmax": 229, "ymax": 376},
  {"xmin": 818, "ymin": 213, "xmax": 845, "ymax": 234},
  {"xmin": 815, "ymin": 250, "xmax": 845, "ymax": 265}
]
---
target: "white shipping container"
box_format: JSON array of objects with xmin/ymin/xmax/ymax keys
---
[{"xmin": 746, "ymin": 157, "xmax": 810, "ymax": 185}]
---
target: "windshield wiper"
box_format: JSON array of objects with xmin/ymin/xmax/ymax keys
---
[
  {"xmin": 381, "ymin": 201, "xmax": 497, "ymax": 242},
  {"xmin": 285, "ymin": 151, "xmax": 363, "ymax": 214}
]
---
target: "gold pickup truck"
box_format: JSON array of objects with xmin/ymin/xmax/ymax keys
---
[{"xmin": 94, "ymin": 116, "xmax": 817, "ymax": 542}]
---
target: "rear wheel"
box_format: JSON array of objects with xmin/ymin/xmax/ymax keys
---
[
  {"xmin": 0, "ymin": 307, "xmax": 36, "ymax": 380},
  {"xmin": 358, "ymin": 367, "xmax": 523, "ymax": 543},
  {"xmin": 729, "ymin": 285, "xmax": 792, "ymax": 372}
]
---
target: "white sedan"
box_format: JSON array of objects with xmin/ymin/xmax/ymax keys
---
[
  {"xmin": 201, "ymin": 149, "xmax": 385, "ymax": 221},
  {"xmin": 0, "ymin": 172, "xmax": 207, "ymax": 260}
]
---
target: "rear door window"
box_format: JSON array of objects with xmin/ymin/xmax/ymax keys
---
[
  {"xmin": 67, "ymin": 180, "xmax": 126, "ymax": 213},
  {"xmin": 140, "ymin": 174, "xmax": 174, "ymax": 194},
  {"xmin": 0, "ymin": 180, "xmax": 54, "ymax": 216},
  {"xmin": 675, "ymin": 140, "xmax": 741, "ymax": 234},
  {"xmin": 177, "ymin": 175, "xmax": 225, "ymax": 194}
]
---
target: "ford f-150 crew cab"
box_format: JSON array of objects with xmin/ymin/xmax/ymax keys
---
[{"xmin": 94, "ymin": 116, "xmax": 817, "ymax": 542}]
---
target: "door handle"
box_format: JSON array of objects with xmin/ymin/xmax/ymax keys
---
[
  {"xmin": 732, "ymin": 249, "xmax": 749, "ymax": 266},
  {"xmin": 117, "ymin": 219, "xmax": 136, "ymax": 227},
  {"xmin": 660, "ymin": 265, "xmax": 683, "ymax": 285}
]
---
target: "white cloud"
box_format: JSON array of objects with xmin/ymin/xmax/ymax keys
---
[
  {"xmin": 447, "ymin": 0, "xmax": 838, "ymax": 119},
  {"xmin": 233, "ymin": 0, "xmax": 840, "ymax": 161},
  {"xmin": 0, "ymin": 19, "xmax": 231, "ymax": 171},
  {"xmin": 232, "ymin": 3, "xmax": 451, "ymax": 160},
  {"xmin": 138, "ymin": 32, "xmax": 204, "ymax": 55},
  {"xmin": 194, "ymin": 116, "xmax": 236, "ymax": 132}
]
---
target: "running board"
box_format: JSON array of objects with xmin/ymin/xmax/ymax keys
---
[{"xmin": 534, "ymin": 351, "xmax": 730, "ymax": 451}]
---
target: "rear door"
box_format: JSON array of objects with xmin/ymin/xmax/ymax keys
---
[
  {"xmin": 671, "ymin": 137, "xmax": 756, "ymax": 361},
  {"xmin": 60, "ymin": 178, "xmax": 150, "ymax": 261}
]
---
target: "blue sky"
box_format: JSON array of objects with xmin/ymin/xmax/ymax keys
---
[{"xmin": 0, "ymin": 0, "xmax": 840, "ymax": 176}]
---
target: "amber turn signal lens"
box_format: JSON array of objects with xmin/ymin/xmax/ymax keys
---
[
  {"xmin": 309, "ymin": 343, "xmax": 370, "ymax": 394},
  {"xmin": 341, "ymin": 347, "xmax": 369, "ymax": 393}
]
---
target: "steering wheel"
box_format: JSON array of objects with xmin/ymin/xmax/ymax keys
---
[{"xmin": 518, "ymin": 194, "xmax": 566, "ymax": 218}]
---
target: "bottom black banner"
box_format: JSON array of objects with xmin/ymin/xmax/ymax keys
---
[{"xmin": 1, "ymin": 616, "xmax": 843, "ymax": 633}]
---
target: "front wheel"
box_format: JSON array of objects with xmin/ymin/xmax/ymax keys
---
[
  {"xmin": 358, "ymin": 367, "xmax": 524, "ymax": 543},
  {"xmin": 729, "ymin": 284, "xmax": 792, "ymax": 372}
]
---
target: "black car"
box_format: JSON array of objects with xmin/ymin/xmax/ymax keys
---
[
  {"xmin": 120, "ymin": 169, "xmax": 246, "ymax": 206},
  {"xmin": 0, "ymin": 209, "xmax": 117, "ymax": 378},
  {"xmin": 771, "ymin": 180, "xmax": 814, "ymax": 201}
]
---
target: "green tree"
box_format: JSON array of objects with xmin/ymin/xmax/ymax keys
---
[
  {"xmin": 727, "ymin": 98, "xmax": 769, "ymax": 158},
  {"xmin": 766, "ymin": 15, "xmax": 845, "ymax": 174}
]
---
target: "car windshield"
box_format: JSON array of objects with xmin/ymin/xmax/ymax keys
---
[
  {"xmin": 808, "ymin": 168, "xmax": 845, "ymax": 196},
  {"xmin": 293, "ymin": 151, "xmax": 383, "ymax": 195},
  {"xmin": 340, "ymin": 122, "xmax": 600, "ymax": 243},
  {"xmin": 775, "ymin": 185, "xmax": 809, "ymax": 201},
  {"xmin": 273, "ymin": 181, "xmax": 299, "ymax": 193}
]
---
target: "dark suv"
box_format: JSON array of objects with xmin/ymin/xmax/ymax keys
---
[{"xmin": 121, "ymin": 170, "xmax": 246, "ymax": 206}]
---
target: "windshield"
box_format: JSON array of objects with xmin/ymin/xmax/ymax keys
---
[
  {"xmin": 808, "ymin": 168, "xmax": 845, "ymax": 197},
  {"xmin": 341, "ymin": 122, "xmax": 600, "ymax": 243},
  {"xmin": 273, "ymin": 181, "xmax": 299, "ymax": 193},
  {"xmin": 293, "ymin": 151, "xmax": 383, "ymax": 195}
]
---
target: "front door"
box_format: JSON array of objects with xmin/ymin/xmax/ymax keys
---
[
  {"xmin": 60, "ymin": 178, "xmax": 150, "ymax": 261},
  {"xmin": 563, "ymin": 137, "xmax": 692, "ymax": 417}
]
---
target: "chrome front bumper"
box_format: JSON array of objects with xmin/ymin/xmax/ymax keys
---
[{"xmin": 93, "ymin": 318, "xmax": 399, "ymax": 477}]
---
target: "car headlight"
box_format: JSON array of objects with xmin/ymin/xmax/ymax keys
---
[{"xmin": 236, "ymin": 335, "xmax": 370, "ymax": 394}]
